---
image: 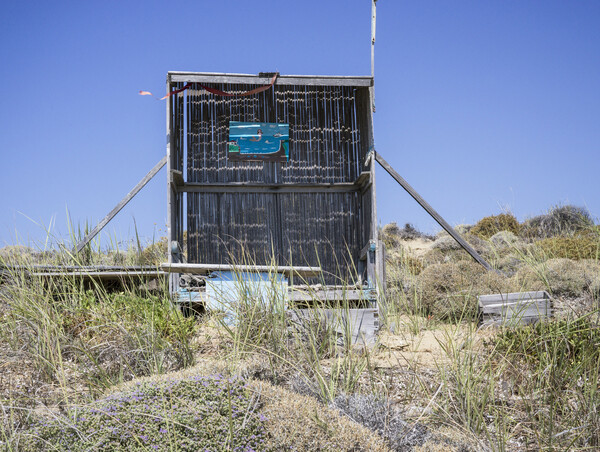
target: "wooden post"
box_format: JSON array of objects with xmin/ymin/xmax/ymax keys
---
[
  {"xmin": 166, "ymin": 75, "xmax": 180, "ymax": 293},
  {"xmin": 75, "ymin": 155, "xmax": 167, "ymax": 253},
  {"xmin": 374, "ymin": 152, "xmax": 495, "ymax": 272},
  {"xmin": 366, "ymin": 88, "xmax": 379, "ymax": 289}
]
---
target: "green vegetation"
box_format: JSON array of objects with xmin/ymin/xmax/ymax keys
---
[
  {"xmin": 535, "ymin": 234, "xmax": 600, "ymax": 260},
  {"xmin": 18, "ymin": 376, "xmax": 266, "ymax": 451},
  {"xmin": 1, "ymin": 203, "xmax": 599, "ymax": 451},
  {"xmin": 470, "ymin": 213, "xmax": 521, "ymax": 239},
  {"xmin": 521, "ymin": 204, "xmax": 595, "ymax": 239}
]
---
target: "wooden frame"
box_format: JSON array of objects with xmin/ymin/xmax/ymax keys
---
[{"xmin": 166, "ymin": 72, "xmax": 381, "ymax": 294}]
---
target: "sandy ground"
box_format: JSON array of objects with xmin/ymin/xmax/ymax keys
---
[
  {"xmin": 398, "ymin": 238, "xmax": 435, "ymax": 258},
  {"xmin": 372, "ymin": 316, "xmax": 496, "ymax": 369}
]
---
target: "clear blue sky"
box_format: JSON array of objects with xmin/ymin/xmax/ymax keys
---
[{"xmin": 1, "ymin": 0, "xmax": 599, "ymax": 248}]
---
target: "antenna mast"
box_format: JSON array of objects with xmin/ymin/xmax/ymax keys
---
[{"xmin": 371, "ymin": 0, "xmax": 377, "ymax": 112}]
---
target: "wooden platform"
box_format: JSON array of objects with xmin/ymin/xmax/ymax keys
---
[
  {"xmin": 478, "ymin": 291, "xmax": 552, "ymax": 326},
  {"xmin": 161, "ymin": 263, "xmax": 321, "ymax": 278},
  {"xmin": 0, "ymin": 265, "xmax": 167, "ymax": 281}
]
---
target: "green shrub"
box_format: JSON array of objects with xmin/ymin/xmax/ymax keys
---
[
  {"xmin": 386, "ymin": 248, "xmax": 424, "ymax": 276},
  {"xmin": 19, "ymin": 375, "xmax": 267, "ymax": 451},
  {"xmin": 511, "ymin": 258, "xmax": 600, "ymax": 298},
  {"xmin": 488, "ymin": 315, "xmax": 600, "ymax": 449},
  {"xmin": 521, "ymin": 205, "xmax": 595, "ymax": 239},
  {"xmin": 1, "ymin": 278, "xmax": 196, "ymax": 395},
  {"xmin": 535, "ymin": 234, "xmax": 600, "ymax": 260},
  {"xmin": 493, "ymin": 317, "xmax": 600, "ymax": 368},
  {"xmin": 489, "ymin": 230, "xmax": 521, "ymax": 248},
  {"xmin": 139, "ymin": 237, "xmax": 168, "ymax": 265},
  {"xmin": 415, "ymin": 261, "xmax": 510, "ymax": 320},
  {"xmin": 470, "ymin": 213, "xmax": 521, "ymax": 239}
]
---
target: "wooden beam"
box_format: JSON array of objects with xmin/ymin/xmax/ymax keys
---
[
  {"xmin": 170, "ymin": 169, "xmax": 184, "ymax": 186},
  {"xmin": 359, "ymin": 240, "xmax": 376, "ymax": 261},
  {"xmin": 76, "ymin": 155, "xmax": 167, "ymax": 253},
  {"xmin": 161, "ymin": 263, "xmax": 321, "ymax": 277},
  {"xmin": 288, "ymin": 288, "xmax": 376, "ymax": 302},
  {"xmin": 478, "ymin": 291, "xmax": 549, "ymax": 304},
  {"xmin": 31, "ymin": 271, "xmax": 167, "ymax": 279},
  {"xmin": 3, "ymin": 265, "xmax": 161, "ymax": 272},
  {"xmin": 374, "ymin": 151, "xmax": 495, "ymax": 272},
  {"xmin": 178, "ymin": 182, "xmax": 360, "ymax": 194},
  {"xmin": 168, "ymin": 72, "xmax": 373, "ymax": 87}
]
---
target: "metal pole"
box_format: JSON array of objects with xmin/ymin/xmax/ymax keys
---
[{"xmin": 371, "ymin": 0, "xmax": 377, "ymax": 112}]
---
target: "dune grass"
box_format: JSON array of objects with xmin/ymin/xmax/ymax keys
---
[{"xmin": 1, "ymin": 206, "xmax": 599, "ymax": 450}]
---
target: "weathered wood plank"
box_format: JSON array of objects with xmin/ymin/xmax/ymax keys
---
[
  {"xmin": 31, "ymin": 271, "xmax": 167, "ymax": 279},
  {"xmin": 478, "ymin": 291, "xmax": 552, "ymax": 326},
  {"xmin": 482, "ymin": 301, "xmax": 551, "ymax": 317},
  {"xmin": 482, "ymin": 317, "xmax": 541, "ymax": 327},
  {"xmin": 374, "ymin": 151, "xmax": 495, "ymax": 272},
  {"xmin": 168, "ymin": 72, "xmax": 374, "ymax": 87},
  {"xmin": 179, "ymin": 182, "xmax": 361, "ymax": 194},
  {"xmin": 288, "ymin": 288, "xmax": 376, "ymax": 302},
  {"xmin": 161, "ymin": 263, "xmax": 321, "ymax": 277},
  {"xmin": 1, "ymin": 265, "xmax": 161, "ymax": 272},
  {"xmin": 478, "ymin": 291, "xmax": 549, "ymax": 304},
  {"xmin": 170, "ymin": 169, "xmax": 184, "ymax": 186},
  {"xmin": 76, "ymin": 155, "xmax": 167, "ymax": 253},
  {"xmin": 359, "ymin": 240, "xmax": 376, "ymax": 261},
  {"xmin": 355, "ymin": 171, "xmax": 371, "ymax": 187},
  {"xmin": 288, "ymin": 308, "xmax": 379, "ymax": 346}
]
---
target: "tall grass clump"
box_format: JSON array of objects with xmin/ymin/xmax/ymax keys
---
[
  {"xmin": 435, "ymin": 324, "xmax": 503, "ymax": 442},
  {"xmin": 414, "ymin": 261, "xmax": 510, "ymax": 322},
  {"xmin": 0, "ymin": 250, "xmax": 196, "ymax": 402},
  {"xmin": 211, "ymin": 246, "xmax": 378, "ymax": 405},
  {"xmin": 490, "ymin": 314, "xmax": 600, "ymax": 449}
]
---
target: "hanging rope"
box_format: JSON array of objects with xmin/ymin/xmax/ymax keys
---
[{"xmin": 139, "ymin": 73, "xmax": 279, "ymax": 100}]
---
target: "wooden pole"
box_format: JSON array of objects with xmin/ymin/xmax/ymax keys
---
[
  {"xmin": 373, "ymin": 151, "xmax": 495, "ymax": 272},
  {"xmin": 371, "ymin": 0, "xmax": 377, "ymax": 112},
  {"xmin": 76, "ymin": 155, "xmax": 167, "ymax": 253}
]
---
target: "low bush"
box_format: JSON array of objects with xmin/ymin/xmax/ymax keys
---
[
  {"xmin": 535, "ymin": 234, "xmax": 599, "ymax": 260},
  {"xmin": 521, "ymin": 205, "xmax": 595, "ymax": 239},
  {"xmin": 415, "ymin": 261, "xmax": 510, "ymax": 320},
  {"xmin": 489, "ymin": 230, "xmax": 521, "ymax": 248},
  {"xmin": 432, "ymin": 233, "xmax": 490, "ymax": 255},
  {"xmin": 470, "ymin": 213, "xmax": 521, "ymax": 239},
  {"xmin": 386, "ymin": 248, "xmax": 424, "ymax": 276},
  {"xmin": 18, "ymin": 375, "xmax": 267, "ymax": 451},
  {"xmin": 381, "ymin": 223, "xmax": 432, "ymax": 248},
  {"xmin": 332, "ymin": 393, "xmax": 429, "ymax": 450},
  {"xmin": 511, "ymin": 258, "xmax": 600, "ymax": 298}
]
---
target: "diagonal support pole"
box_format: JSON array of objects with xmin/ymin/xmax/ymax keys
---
[
  {"xmin": 374, "ymin": 151, "xmax": 495, "ymax": 272},
  {"xmin": 76, "ymin": 155, "xmax": 167, "ymax": 253}
]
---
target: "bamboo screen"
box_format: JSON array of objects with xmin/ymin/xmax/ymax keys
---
[{"xmin": 169, "ymin": 80, "xmax": 374, "ymax": 283}]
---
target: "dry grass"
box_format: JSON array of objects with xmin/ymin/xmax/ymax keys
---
[{"xmin": 2, "ymin": 206, "xmax": 600, "ymax": 451}]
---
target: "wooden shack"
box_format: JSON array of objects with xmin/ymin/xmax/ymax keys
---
[{"xmin": 163, "ymin": 72, "xmax": 384, "ymax": 311}]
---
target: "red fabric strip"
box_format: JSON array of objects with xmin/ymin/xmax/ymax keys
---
[{"xmin": 157, "ymin": 73, "xmax": 279, "ymax": 100}]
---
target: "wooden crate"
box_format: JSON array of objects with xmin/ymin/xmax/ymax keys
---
[
  {"xmin": 478, "ymin": 291, "xmax": 552, "ymax": 327},
  {"xmin": 287, "ymin": 308, "xmax": 379, "ymax": 346}
]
